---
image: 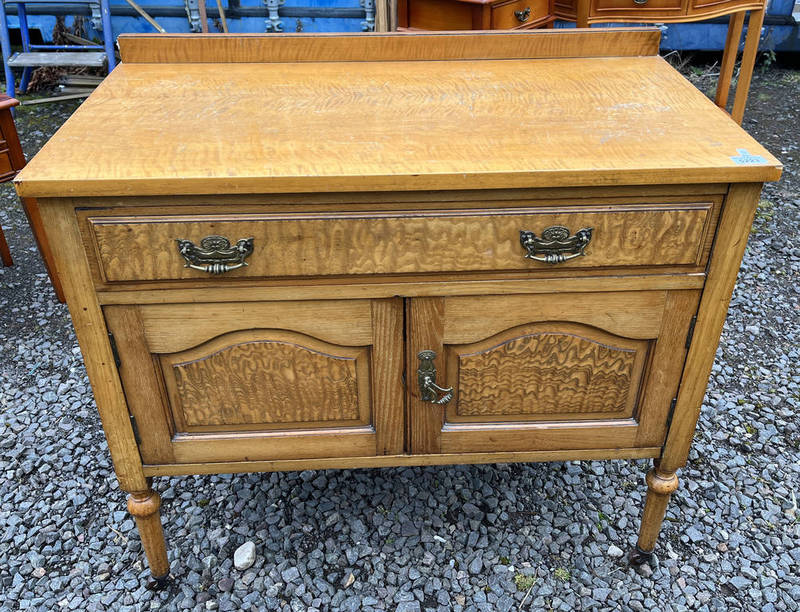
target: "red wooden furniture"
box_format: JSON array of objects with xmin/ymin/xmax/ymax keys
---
[{"xmin": 0, "ymin": 95, "xmax": 64, "ymax": 301}]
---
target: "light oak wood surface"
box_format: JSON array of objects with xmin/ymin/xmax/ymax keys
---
[
  {"xmin": 85, "ymin": 203, "xmax": 716, "ymax": 282},
  {"xmin": 115, "ymin": 29, "xmax": 659, "ymax": 62},
  {"xmin": 18, "ymin": 32, "xmax": 780, "ymax": 579},
  {"xmin": 15, "ymin": 33, "xmax": 779, "ymax": 198}
]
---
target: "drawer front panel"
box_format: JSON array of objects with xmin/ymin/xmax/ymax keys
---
[
  {"xmin": 492, "ymin": 0, "xmax": 551, "ymax": 29},
  {"xmin": 593, "ymin": 0, "xmax": 683, "ymax": 9},
  {"xmin": 407, "ymin": 0, "xmax": 474, "ymax": 29},
  {"xmin": 689, "ymin": 0, "xmax": 755, "ymax": 11},
  {"xmin": 86, "ymin": 202, "xmax": 714, "ymax": 283}
]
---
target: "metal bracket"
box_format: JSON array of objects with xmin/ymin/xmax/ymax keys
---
[
  {"xmin": 184, "ymin": 0, "xmax": 203, "ymax": 32},
  {"xmin": 129, "ymin": 414, "xmax": 142, "ymax": 445},
  {"xmin": 665, "ymin": 397, "xmax": 678, "ymax": 432},
  {"xmin": 108, "ymin": 332, "xmax": 121, "ymax": 369},
  {"xmin": 90, "ymin": 1, "xmax": 103, "ymax": 30},
  {"xmin": 685, "ymin": 315, "xmax": 698, "ymax": 349},
  {"xmin": 264, "ymin": 0, "xmax": 285, "ymax": 32},
  {"xmin": 360, "ymin": 0, "xmax": 375, "ymax": 31}
]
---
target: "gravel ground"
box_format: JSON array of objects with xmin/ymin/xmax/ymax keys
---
[{"xmin": 1, "ymin": 60, "xmax": 799, "ymax": 612}]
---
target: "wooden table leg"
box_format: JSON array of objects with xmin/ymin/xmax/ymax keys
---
[
  {"xmin": 21, "ymin": 197, "xmax": 65, "ymax": 302},
  {"xmin": 0, "ymin": 225, "xmax": 12, "ymax": 266},
  {"xmin": 731, "ymin": 8, "xmax": 766, "ymax": 124},
  {"xmin": 127, "ymin": 480, "xmax": 170, "ymax": 586},
  {"xmin": 631, "ymin": 460, "xmax": 679, "ymax": 564},
  {"xmin": 715, "ymin": 11, "xmax": 745, "ymax": 110}
]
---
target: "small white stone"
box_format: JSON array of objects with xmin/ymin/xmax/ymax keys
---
[
  {"xmin": 233, "ymin": 541, "xmax": 256, "ymax": 571},
  {"xmin": 607, "ymin": 545, "xmax": 625, "ymax": 558}
]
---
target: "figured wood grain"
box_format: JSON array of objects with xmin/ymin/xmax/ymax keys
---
[
  {"xmin": 555, "ymin": 0, "xmax": 766, "ymax": 123},
  {"xmin": 162, "ymin": 331, "xmax": 368, "ymax": 429},
  {"xmin": 15, "ymin": 49, "xmax": 780, "ymax": 198},
  {"xmin": 86, "ymin": 204, "xmax": 714, "ymax": 282},
  {"xmin": 436, "ymin": 289, "xmax": 698, "ymax": 452},
  {"xmin": 116, "ymin": 29, "xmax": 660, "ymax": 63},
  {"xmin": 453, "ymin": 324, "xmax": 646, "ymax": 418}
]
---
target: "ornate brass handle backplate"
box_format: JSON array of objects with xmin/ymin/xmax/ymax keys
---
[
  {"xmin": 519, "ymin": 225, "xmax": 593, "ymax": 264},
  {"xmin": 417, "ymin": 350, "xmax": 453, "ymax": 405},
  {"xmin": 514, "ymin": 7, "xmax": 531, "ymax": 22},
  {"xmin": 176, "ymin": 235, "xmax": 254, "ymax": 274}
]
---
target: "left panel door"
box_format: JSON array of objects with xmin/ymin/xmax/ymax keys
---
[{"xmin": 104, "ymin": 298, "xmax": 404, "ymax": 465}]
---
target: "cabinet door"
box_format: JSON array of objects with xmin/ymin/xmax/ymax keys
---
[
  {"xmin": 407, "ymin": 290, "xmax": 699, "ymax": 455},
  {"xmin": 105, "ymin": 299, "xmax": 404, "ymax": 465}
]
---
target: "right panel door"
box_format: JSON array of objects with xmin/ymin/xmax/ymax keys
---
[{"xmin": 407, "ymin": 290, "xmax": 700, "ymax": 455}]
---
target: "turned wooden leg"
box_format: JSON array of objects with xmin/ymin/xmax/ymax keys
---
[
  {"xmin": 127, "ymin": 481, "xmax": 170, "ymax": 586},
  {"xmin": 631, "ymin": 461, "xmax": 679, "ymax": 564}
]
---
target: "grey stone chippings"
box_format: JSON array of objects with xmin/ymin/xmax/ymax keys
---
[{"xmin": 1, "ymin": 67, "xmax": 800, "ymax": 611}]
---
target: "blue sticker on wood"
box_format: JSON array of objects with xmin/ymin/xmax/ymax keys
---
[{"xmin": 731, "ymin": 149, "xmax": 767, "ymax": 165}]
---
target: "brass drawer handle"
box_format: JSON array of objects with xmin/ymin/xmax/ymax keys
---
[
  {"xmin": 519, "ymin": 225, "xmax": 593, "ymax": 264},
  {"xmin": 417, "ymin": 350, "xmax": 453, "ymax": 405},
  {"xmin": 176, "ymin": 235, "xmax": 254, "ymax": 274},
  {"xmin": 514, "ymin": 7, "xmax": 531, "ymax": 22}
]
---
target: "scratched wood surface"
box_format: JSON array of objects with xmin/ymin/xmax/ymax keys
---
[
  {"xmin": 15, "ymin": 33, "xmax": 779, "ymax": 198},
  {"xmin": 86, "ymin": 204, "xmax": 714, "ymax": 282},
  {"xmin": 450, "ymin": 322, "xmax": 648, "ymax": 420}
]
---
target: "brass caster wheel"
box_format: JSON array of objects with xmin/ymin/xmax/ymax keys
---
[{"xmin": 628, "ymin": 545, "xmax": 654, "ymax": 566}]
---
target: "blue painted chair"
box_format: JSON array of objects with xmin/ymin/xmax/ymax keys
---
[{"xmin": 0, "ymin": 0, "xmax": 115, "ymax": 98}]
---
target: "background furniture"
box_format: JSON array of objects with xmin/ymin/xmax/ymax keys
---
[
  {"xmin": 0, "ymin": 0, "xmax": 116, "ymax": 98},
  {"xmin": 0, "ymin": 94, "xmax": 65, "ymax": 300},
  {"xmin": 554, "ymin": 0, "xmax": 768, "ymax": 124},
  {"xmin": 399, "ymin": 0, "xmax": 768, "ymax": 123},
  {"xmin": 398, "ymin": 0, "xmax": 555, "ymax": 30},
  {"xmin": 0, "ymin": 95, "xmax": 18, "ymax": 266},
  {"xmin": 16, "ymin": 29, "xmax": 780, "ymax": 582}
]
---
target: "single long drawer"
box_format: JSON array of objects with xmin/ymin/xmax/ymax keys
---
[{"xmin": 85, "ymin": 202, "xmax": 716, "ymax": 283}]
